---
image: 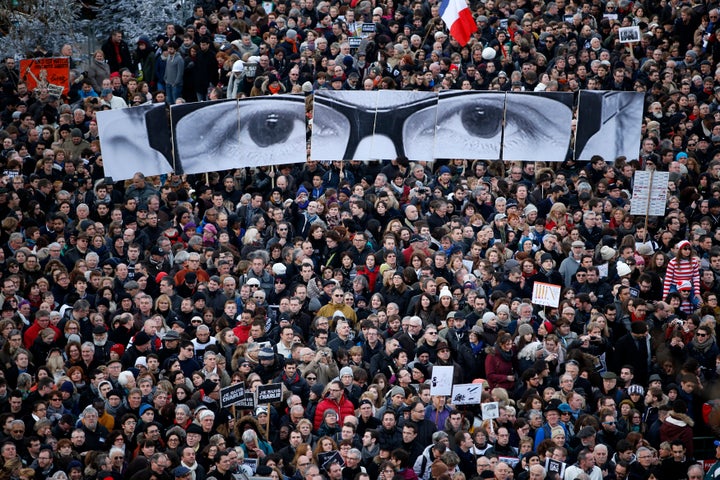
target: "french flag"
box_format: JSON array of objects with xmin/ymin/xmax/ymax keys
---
[{"xmin": 439, "ymin": 0, "xmax": 477, "ymax": 46}]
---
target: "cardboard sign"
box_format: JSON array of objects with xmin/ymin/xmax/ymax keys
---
[
  {"xmin": 243, "ymin": 458, "xmax": 258, "ymax": 473},
  {"xmin": 618, "ymin": 26, "xmax": 640, "ymax": 42},
  {"xmin": 348, "ymin": 37, "xmax": 362, "ymax": 48},
  {"xmin": 19, "ymin": 57, "xmax": 70, "ymax": 95},
  {"xmin": 451, "ymin": 384, "xmax": 482, "ymax": 405},
  {"xmin": 545, "ymin": 458, "xmax": 566, "ymax": 477},
  {"xmin": 630, "ymin": 171, "xmax": 669, "ymax": 217},
  {"xmin": 220, "ymin": 382, "xmax": 246, "ymax": 408},
  {"xmin": 237, "ymin": 391, "xmax": 256, "ymax": 409},
  {"xmin": 532, "ymin": 282, "xmax": 561, "ymax": 308},
  {"xmin": 430, "ymin": 365, "xmax": 454, "ymax": 396},
  {"xmin": 256, "ymin": 383, "xmax": 282, "ymax": 404},
  {"xmin": 361, "ymin": 23, "xmax": 376, "ymax": 33},
  {"xmin": 481, "ymin": 401, "xmax": 500, "ymax": 419},
  {"xmin": 318, "ymin": 451, "xmax": 344, "ymax": 472}
]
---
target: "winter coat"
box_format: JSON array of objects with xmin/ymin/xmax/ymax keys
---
[
  {"xmin": 101, "ymin": 37, "xmax": 133, "ymax": 73},
  {"xmin": 88, "ymin": 59, "xmax": 111, "ymax": 93},
  {"xmin": 133, "ymin": 47, "xmax": 156, "ymax": 86},
  {"xmin": 273, "ymin": 371, "xmax": 310, "ymax": 402},
  {"xmin": 484, "ymin": 347, "xmax": 516, "ymax": 390},
  {"xmin": 659, "ymin": 412, "xmax": 695, "ymax": 457},
  {"xmin": 313, "ymin": 393, "xmax": 355, "ymax": 431}
]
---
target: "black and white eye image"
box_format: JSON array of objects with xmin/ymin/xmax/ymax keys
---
[
  {"xmin": 502, "ymin": 91, "xmax": 573, "ymax": 162},
  {"xmin": 172, "ymin": 96, "xmax": 306, "ymax": 174}
]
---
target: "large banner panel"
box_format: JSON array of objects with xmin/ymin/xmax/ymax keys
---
[
  {"xmin": 96, "ymin": 104, "xmax": 174, "ymax": 180},
  {"xmin": 502, "ymin": 91, "xmax": 573, "ymax": 162},
  {"xmin": 312, "ymin": 90, "xmax": 437, "ymax": 161},
  {"xmin": 171, "ymin": 96, "xmax": 306, "ymax": 174},
  {"xmin": 574, "ymin": 91, "xmax": 645, "ymax": 161},
  {"xmin": 434, "ymin": 91, "xmax": 505, "ymax": 160}
]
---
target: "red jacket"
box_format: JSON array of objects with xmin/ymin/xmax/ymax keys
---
[
  {"xmin": 484, "ymin": 349, "xmax": 516, "ymax": 390},
  {"xmin": 233, "ymin": 324, "xmax": 251, "ymax": 344},
  {"xmin": 24, "ymin": 322, "xmax": 60, "ymax": 349},
  {"xmin": 313, "ymin": 393, "xmax": 356, "ymax": 431}
]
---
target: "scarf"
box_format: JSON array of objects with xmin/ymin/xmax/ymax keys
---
[
  {"xmin": 182, "ymin": 461, "xmax": 199, "ymax": 480},
  {"xmin": 105, "ymin": 398, "xmax": 122, "ymax": 417},
  {"xmin": 499, "ymin": 347, "xmax": 513, "ymax": 362},
  {"xmin": 690, "ymin": 336, "xmax": 714, "ymax": 353},
  {"xmin": 113, "ymin": 42, "xmax": 122, "ymax": 66}
]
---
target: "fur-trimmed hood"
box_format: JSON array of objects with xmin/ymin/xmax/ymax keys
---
[{"xmin": 666, "ymin": 411, "xmax": 694, "ymax": 427}]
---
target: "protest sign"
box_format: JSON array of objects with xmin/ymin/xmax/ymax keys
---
[
  {"xmin": 430, "ymin": 366, "xmax": 454, "ymax": 396},
  {"xmin": 220, "ymin": 382, "xmax": 245, "ymax": 408},
  {"xmin": 451, "ymin": 384, "xmax": 482, "ymax": 405},
  {"xmin": 19, "ymin": 57, "xmax": 70, "ymax": 95},
  {"xmin": 257, "ymin": 383, "xmax": 282, "ymax": 404},
  {"xmin": 482, "ymin": 401, "xmax": 500, "ymax": 419},
  {"xmin": 532, "ymin": 282, "xmax": 561, "ymax": 308}
]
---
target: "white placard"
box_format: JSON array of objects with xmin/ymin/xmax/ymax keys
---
[
  {"xmin": 531, "ymin": 281, "xmax": 561, "ymax": 308},
  {"xmin": 481, "ymin": 401, "xmax": 500, "ymax": 419},
  {"xmin": 430, "ymin": 366, "xmax": 454, "ymax": 396},
  {"xmin": 619, "ymin": 26, "xmax": 640, "ymax": 43},
  {"xmin": 451, "ymin": 384, "xmax": 483, "ymax": 405},
  {"xmin": 630, "ymin": 171, "xmax": 669, "ymax": 216}
]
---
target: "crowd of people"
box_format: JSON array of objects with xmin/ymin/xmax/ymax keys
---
[{"xmin": 3, "ymin": 0, "xmax": 720, "ymax": 479}]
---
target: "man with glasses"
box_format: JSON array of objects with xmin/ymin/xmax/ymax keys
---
[
  {"xmin": 630, "ymin": 447, "xmax": 655, "ymax": 479},
  {"xmin": 177, "ymin": 340, "xmax": 201, "ymax": 377},
  {"xmin": 78, "ymin": 405, "xmax": 109, "ymax": 451},
  {"xmin": 685, "ymin": 325, "xmax": 719, "ymax": 375},
  {"xmin": 341, "ymin": 448, "xmax": 364, "ymax": 480},
  {"xmin": 317, "ymin": 288, "xmax": 358, "ymax": 326},
  {"xmin": 34, "ymin": 444, "xmax": 58, "ymax": 478},
  {"xmin": 313, "ymin": 380, "xmax": 355, "ymax": 431},
  {"xmin": 136, "ymin": 453, "xmax": 171, "ymax": 480}
]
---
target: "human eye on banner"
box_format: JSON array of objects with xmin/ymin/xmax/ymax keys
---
[
  {"xmin": 171, "ymin": 95, "xmax": 306, "ymax": 175},
  {"xmin": 96, "ymin": 90, "xmax": 644, "ymax": 181},
  {"xmin": 312, "ymin": 90, "xmax": 576, "ymax": 162}
]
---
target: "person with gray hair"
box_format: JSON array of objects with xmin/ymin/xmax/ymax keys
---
[
  {"xmin": 79, "ymin": 405, "xmax": 109, "ymax": 451},
  {"xmin": 528, "ymin": 464, "xmax": 546, "ymax": 479}
]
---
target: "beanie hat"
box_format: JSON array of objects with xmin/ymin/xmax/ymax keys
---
[{"xmin": 517, "ymin": 323, "xmax": 534, "ymax": 337}]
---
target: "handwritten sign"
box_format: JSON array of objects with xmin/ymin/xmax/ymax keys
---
[
  {"xmin": 220, "ymin": 382, "xmax": 245, "ymax": 408},
  {"xmin": 481, "ymin": 401, "xmax": 500, "ymax": 419},
  {"xmin": 451, "ymin": 384, "xmax": 482, "ymax": 405},
  {"xmin": 630, "ymin": 171, "xmax": 669, "ymax": 217},
  {"xmin": 430, "ymin": 366, "xmax": 454, "ymax": 396},
  {"xmin": 19, "ymin": 57, "xmax": 70, "ymax": 95},
  {"xmin": 256, "ymin": 383, "xmax": 282, "ymax": 404},
  {"xmin": 532, "ymin": 282, "xmax": 561, "ymax": 308}
]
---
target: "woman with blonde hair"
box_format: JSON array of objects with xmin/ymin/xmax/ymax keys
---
[{"xmin": 545, "ymin": 203, "xmax": 571, "ymax": 233}]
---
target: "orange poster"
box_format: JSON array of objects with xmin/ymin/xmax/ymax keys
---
[{"xmin": 19, "ymin": 57, "xmax": 70, "ymax": 96}]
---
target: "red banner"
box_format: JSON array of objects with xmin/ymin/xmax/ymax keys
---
[{"xmin": 19, "ymin": 57, "xmax": 70, "ymax": 96}]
